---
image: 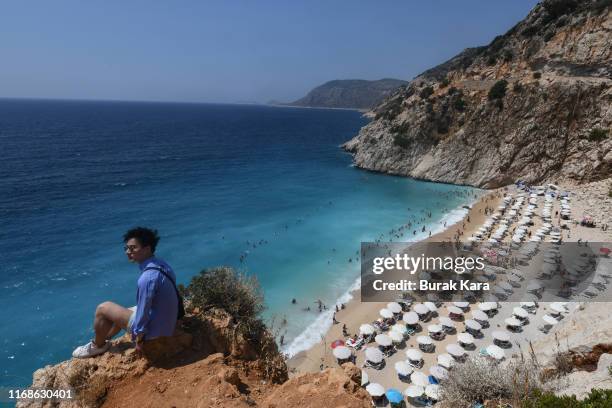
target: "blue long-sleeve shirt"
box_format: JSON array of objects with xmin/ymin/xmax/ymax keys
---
[{"xmin": 131, "ymin": 257, "xmax": 178, "ymax": 341}]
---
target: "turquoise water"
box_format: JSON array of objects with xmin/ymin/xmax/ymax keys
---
[{"xmin": 0, "ymin": 99, "xmax": 478, "ymax": 387}]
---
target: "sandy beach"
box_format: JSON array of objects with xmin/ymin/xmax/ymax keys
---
[{"xmin": 287, "ymin": 178, "xmax": 612, "ymax": 404}]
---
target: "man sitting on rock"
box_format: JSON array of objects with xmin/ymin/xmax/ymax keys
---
[{"xmin": 72, "ymin": 227, "xmax": 179, "ymax": 358}]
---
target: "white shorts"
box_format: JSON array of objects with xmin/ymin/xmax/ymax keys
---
[{"xmin": 127, "ymin": 306, "xmax": 137, "ymax": 332}]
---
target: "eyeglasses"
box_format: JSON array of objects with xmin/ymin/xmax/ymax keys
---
[{"xmin": 124, "ymin": 245, "xmax": 140, "ymax": 252}]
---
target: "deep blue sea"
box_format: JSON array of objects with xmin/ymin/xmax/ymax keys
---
[{"xmin": 0, "ymin": 99, "xmax": 478, "ymax": 388}]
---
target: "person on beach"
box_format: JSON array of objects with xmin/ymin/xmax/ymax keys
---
[{"xmin": 72, "ymin": 227, "xmax": 180, "ymax": 358}]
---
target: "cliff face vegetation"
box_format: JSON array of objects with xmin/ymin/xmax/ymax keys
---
[{"xmin": 344, "ymin": 0, "xmax": 612, "ymax": 188}]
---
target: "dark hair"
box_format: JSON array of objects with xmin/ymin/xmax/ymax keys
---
[{"xmin": 123, "ymin": 227, "xmax": 160, "ymax": 253}]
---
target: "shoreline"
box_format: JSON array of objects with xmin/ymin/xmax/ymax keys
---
[{"xmin": 287, "ymin": 186, "xmax": 505, "ymax": 372}]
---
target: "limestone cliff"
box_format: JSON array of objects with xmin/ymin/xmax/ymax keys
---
[{"xmin": 344, "ymin": 0, "xmax": 612, "ymax": 188}]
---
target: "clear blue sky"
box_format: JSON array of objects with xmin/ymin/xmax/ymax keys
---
[{"xmin": 0, "ymin": 1, "xmax": 539, "ymax": 103}]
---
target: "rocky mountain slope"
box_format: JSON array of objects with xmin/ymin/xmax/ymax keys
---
[
  {"xmin": 287, "ymin": 78, "xmax": 407, "ymax": 110},
  {"xmin": 344, "ymin": 0, "xmax": 611, "ymax": 188}
]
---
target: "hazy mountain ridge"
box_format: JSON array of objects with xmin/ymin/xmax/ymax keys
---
[{"xmin": 286, "ymin": 78, "xmax": 408, "ymax": 110}]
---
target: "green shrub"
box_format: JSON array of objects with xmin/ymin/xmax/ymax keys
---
[
  {"xmin": 447, "ymin": 87, "xmax": 457, "ymax": 95},
  {"xmin": 420, "ymin": 86, "xmax": 434, "ymax": 99},
  {"xmin": 513, "ymin": 82, "xmax": 524, "ymax": 93},
  {"xmin": 533, "ymin": 72, "xmax": 542, "ymax": 79},
  {"xmin": 486, "ymin": 55, "xmax": 497, "ymax": 66},
  {"xmin": 543, "ymin": 0, "xmax": 578, "ymax": 19},
  {"xmin": 182, "ymin": 266, "xmax": 265, "ymax": 338},
  {"xmin": 439, "ymin": 77, "xmax": 450, "ymax": 88},
  {"xmin": 522, "ymin": 24, "xmax": 540, "ymax": 37},
  {"xmin": 543, "ymin": 29, "xmax": 555, "ymax": 42},
  {"xmin": 524, "ymin": 388, "xmax": 612, "ymax": 408},
  {"xmin": 488, "ymin": 80, "xmax": 508, "ymax": 100},
  {"xmin": 453, "ymin": 97, "xmax": 466, "ymax": 111},
  {"xmin": 588, "ymin": 128, "xmax": 609, "ymax": 142},
  {"xmin": 393, "ymin": 134, "xmax": 411, "ymax": 148},
  {"xmin": 502, "ymin": 50, "xmax": 513, "ymax": 62}
]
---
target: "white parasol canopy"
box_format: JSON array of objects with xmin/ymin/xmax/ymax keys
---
[
  {"xmin": 417, "ymin": 335, "xmax": 433, "ymax": 345},
  {"xmin": 478, "ymin": 302, "xmax": 497, "ymax": 311},
  {"xmin": 491, "ymin": 332, "xmax": 510, "ymax": 344},
  {"xmin": 505, "ymin": 317, "xmax": 522, "ymax": 327},
  {"xmin": 513, "ymin": 307, "xmax": 528, "ymax": 318},
  {"xmin": 391, "ymin": 323, "xmax": 407, "ymax": 334},
  {"xmin": 361, "ymin": 370, "xmax": 369, "ymax": 386},
  {"xmin": 447, "ymin": 306, "xmax": 464, "ymax": 315},
  {"xmin": 403, "ymin": 311, "xmax": 419, "ymax": 325},
  {"xmin": 406, "ymin": 348, "xmax": 423, "ymax": 361},
  {"xmin": 387, "ymin": 302, "xmax": 402, "ymax": 314},
  {"xmin": 365, "ymin": 347, "xmax": 383, "ymax": 363},
  {"xmin": 458, "ymin": 332, "xmax": 474, "ymax": 344},
  {"xmin": 410, "ymin": 372, "xmax": 429, "ymax": 387},
  {"xmin": 439, "ymin": 316, "xmax": 455, "ymax": 328},
  {"xmin": 453, "ymin": 301, "xmax": 469, "ymax": 309},
  {"xmin": 404, "ymin": 385, "xmax": 424, "ymax": 398},
  {"xmin": 366, "ymin": 383, "xmax": 385, "ymax": 397},
  {"xmin": 465, "ymin": 319, "xmax": 482, "ymax": 331},
  {"xmin": 520, "ymin": 301, "xmax": 536, "ymax": 308},
  {"xmin": 425, "ymin": 384, "xmax": 441, "ymax": 399},
  {"xmin": 486, "ymin": 344, "xmax": 505, "ymax": 360},
  {"xmin": 389, "ymin": 330, "xmax": 404, "ymax": 343},
  {"xmin": 429, "ymin": 365, "xmax": 448, "ymax": 380},
  {"xmin": 542, "ymin": 314, "xmax": 558, "ymax": 325},
  {"xmin": 472, "ymin": 310, "xmax": 489, "ymax": 321},
  {"xmin": 375, "ymin": 334, "xmax": 392, "ymax": 347},
  {"xmin": 424, "ymin": 301, "xmax": 438, "ymax": 312},
  {"xmin": 437, "ymin": 353, "xmax": 454, "ymax": 369},
  {"xmin": 394, "ymin": 361, "xmax": 413, "ymax": 376},
  {"xmin": 359, "ymin": 324, "xmax": 375, "ymax": 335},
  {"xmin": 498, "ymin": 281, "xmax": 513, "ymax": 291},
  {"xmin": 550, "ymin": 302, "xmax": 567, "ymax": 313},
  {"xmin": 427, "ymin": 324, "xmax": 443, "ymax": 334},
  {"xmin": 379, "ymin": 308, "xmax": 394, "ymax": 319},
  {"xmin": 446, "ymin": 343, "xmax": 465, "ymax": 357},
  {"xmin": 333, "ymin": 346, "xmax": 351, "ymax": 360},
  {"xmin": 414, "ymin": 304, "xmax": 430, "ymax": 315}
]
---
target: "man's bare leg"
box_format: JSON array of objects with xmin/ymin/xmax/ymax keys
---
[{"xmin": 93, "ymin": 301, "xmax": 132, "ymax": 347}]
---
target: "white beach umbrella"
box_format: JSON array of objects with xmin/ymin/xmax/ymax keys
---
[
  {"xmin": 505, "ymin": 317, "xmax": 522, "ymax": 327},
  {"xmin": 498, "ymin": 281, "xmax": 513, "ymax": 291},
  {"xmin": 366, "ymin": 383, "xmax": 385, "ymax": 397},
  {"xmin": 394, "ymin": 361, "xmax": 413, "ymax": 376},
  {"xmin": 425, "ymin": 384, "xmax": 441, "ymax": 400},
  {"xmin": 424, "ymin": 301, "xmax": 438, "ymax": 312},
  {"xmin": 472, "ymin": 310, "xmax": 489, "ymax": 321},
  {"xmin": 478, "ymin": 302, "xmax": 497, "ymax": 311},
  {"xmin": 542, "ymin": 314, "xmax": 558, "ymax": 326},
  {"xmin": 417, "ymin": 335, "xmax": 433, "ymax": 345},
  {"xmin": 391, "ymin": 323, "xmax": 407, "ymax": 335},
  {"xmin": 465, "ymin": 319, "xmax": 482, "ymax": 331},
  {"xmin": 361, "ymin": 370, "xmax": 369, "ymax": 386},
  {"xmin": 429, "ymin": 366, "xmax": 449, "ymax": 380},
  {"xmin": 365, "ymin": 347, "xmax": 383, "ymax": 363},
  {"xmin": 486, "ymin": 344, "xmax": 505, "ymax": 360},
  {"xmin": 404, "ymin": 385, "xmax": 424, "ymax": 398},
  {"xmin": 389, "ymin": 330, "xmax": 404, "ymax": 343},
  {"xmin": 457, "ymin": 332, "xmax": 474, "ymax": 344},
  {"xmin": 403, "ymin": 312, "xmax": 419, "ymax": 325},
  {"xmin": 387, "ymin": 302, "xmax": 402, "ymax": 314},
  {"xmin": 513, "ymin": 307, "xmax": 529, "ymax": 318},
  {"xmin": 375, "ymin": 334, "xmax": 392, "ymax": 347},
  {"xmin": 437, "ymin": 353, "xmax": 454, "ymax": 369},
  {"xmin": 379, "ymin": 308, "xmax": 394, "ymax": 319},
  {"xmin": 427, "ymin": 324, "xmax": 443, "ymax": 334},
  {"xmin": 453, "ymin": 301, "xmax": 469, "ymax": 309},
  {"xmin": 333, "ymin": 346, "xmax": 351, "ymax": 360},
  {"xmin": 447, "ymin": 306, "xmax": 463, "ymax": 315},
  {"xmin": 439, "ymin": 316, "xmax": 455, "ymax": 328},
  {"xmin": 492, "ymin": 331, "xmax": 510, "ymax": 342},
  {"xmin": 446, "ymin": 343, "xmax": 465, "ymax": 357},
  {"xmin": 411, "ymin": 372, "xmax": 429, "ymax": 387},
  {"xmin": 520, "ymin": 301, "xmax": 536, "ymax": 308},
  {"xmin": 414, "ymin": 304, "xmax": 430, "ymax": 316},
  {"xmin": 550, "ymin": 302, "xmax": 567, "ymax": 313},
  {"xmin": 359, "ymin": 324, "xmax": 375, "ymax": 335},
  {"xmin": 405, "ymin": 348, "xmax": 423, "ymax": 362}
]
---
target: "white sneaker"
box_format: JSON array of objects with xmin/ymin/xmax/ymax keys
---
[{"xmin": 72, "ymin": 341, "xmax": 110, "ymax": 358}]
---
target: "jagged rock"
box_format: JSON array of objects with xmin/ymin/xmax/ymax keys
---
[{"xmin": 344, "ymin": 3, "xmax": 612, "ymax": 188}]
